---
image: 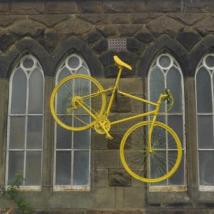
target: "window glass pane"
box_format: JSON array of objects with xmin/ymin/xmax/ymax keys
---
[
  {"xmin": 73, "ymin": 130, "xmax": 90, "ymax": 149},
  {"xmin": 27, "ymin": 116, "xmax": 43, "ymax": 149},
  {"xmin": 198, "ymin": 115, "xmax": 214, "ymax": 149},
  {"xmin": 9, "ymin": 117, "xmax": 25, "ymax": 149},
  {"xmin": 29, "ymin": 69, "xmax": 43, "ymax": 114},
  {"xmin": 25, "ymin": 151, "xmax": 41, "ymax": 185},
  {"xmin": 150, "ymin": 151, "xmax": 167, "ymax": 185},
  {"xmin": 11, "ymin": 69, "xmax": 27, "ymax": 114},
  {"xmin": 8, "ymin": 151, "xmax": 24, "ymax": 184},
  {"xmin": 58, "ymin": 67, "xmax": 71, "ymax": 82},
  {"xmin": 56, "ymin": 81, "xmax": 73, "ymax": 114},
  {"xmin": 56, "ymin": 151, "xmax": 71, "ymax": 185},
  {"xmin": 196, "ymin": 68, "xmax": 212, "ymax": 113},
  {"xmin": 149, "ymin": 67, "xmax": 165, "ymax": 101},
  {"xmin": 56, "ymin": 126, "xmax": 72, "ymax": 149},
  {"xmin": 73, "ymin": 151, "xmax": 89, "ymax": 185},
  {"xmin": 77, "ymin": 66, "xmax": 90, "ymax": 75},
  {"xmin": 167, "ymin": 67, "xmax": 182, "ymax": 113},
  {"xmin": 74, "ymin": 78, "xmax": 90, "ymax": 96},
  {"xmin": 149, "ymin": 67, "xmax": 165, "ymax": 112},
  {"xmin": 199, "ymin": 151, "xmax": 214, "ymax": 185},
  {"xmin": 168, "ymin": 151, "xmax": 184, "ymax": 185},
  {"xmin": 167, "ymin": 115, "xmax": 183, "ymax": 148}
]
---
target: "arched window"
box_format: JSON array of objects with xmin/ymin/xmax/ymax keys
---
[
  {"xmin": 6, "ymin": 55, "xmax": 44, "ymax": 189},
  {"xmin": 148, "ymin": 53, "xmax": 186, "ymax": 189},
  {"xmin": 195, "ymin": 54, "xmax": 214, "ymax": 190},
  {"xmin": 54, "ymin": 54, "xmax": 91, "ymax": 190}
]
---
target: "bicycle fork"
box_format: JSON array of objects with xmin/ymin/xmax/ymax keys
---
[{"xmin": 147, "ymin": 96, "xmax": 162, "ymax": 153}]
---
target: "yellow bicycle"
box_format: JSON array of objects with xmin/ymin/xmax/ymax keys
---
[{"xmin": 50, "ymin": 55, "xmax": 182, "ymax": 183}]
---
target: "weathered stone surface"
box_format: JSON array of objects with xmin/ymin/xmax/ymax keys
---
[
  {"xmin": 109, "ymin": 14, "xmax": 130, "ymax": 25},
  {"xmin": 123, "ymin": 187, "xmax": 145, "ymax": 208},
  {"xmin": 0, "ymin": 15, "xmax": 23, "ymax": 27},
  {"xmin": 78, "ymin": 1, "xmax": 104, "ymax": 13},
  {"xmin": 97, "ymin": 25, "xmax": 119, "ymax": 37},
  {"xmin": 176, "ymin": 31, "xmax": 201, "ymax": 50},
  {"xmin": 127, "ymin": 38, "xmax": 145, "ymax": 54},
  {"xmin": 8, "ymin": 19, "xmax": 45, "ymax": 36},
  {"xmin": 168, "ymin": 13, "xmax": 205, "ymax": 26},
  {"xmin": 107, "ymin": 132, "xmax": 122, "ymax": 150},
  {"xmin": 86, "ymin": 31, "xmax": 103, "ymax": 44},
  {"xmin": 130, "ymin": 14, "xmax": 161, "ymax": 25},
  {"xmin": 54, "ymin": 17, "xmax": 92, "ymax": 35},
  {"xmin": 118, "ymin": 25, "xmax": 140, "ymax": 37},
  {"xmin": 109, "ymin": 169, "xmax": 132, "ymax": 187},
  {"xmin": 136, "ymin": 28, "xmax": 154, "ymax": 44},
  {"xmin": 45, "ymin": 1, "xmax": 79, "ymax": 13},
  {"xmin": 93, "ymin": 39, "xmax": 108, "ymax": 54},
  {"xmin": 0, "ymin": 32, "xmax": 17, "ymax": 51},
  {"xmin": 111, "ymin": 95, "xmax": 131, "ymax": 113},
  {"xmin": 0, "ymin": 2, "xmax": 10, "ymax": 13},
  {"xmin": 11, "ymin": 0, "xmax": 44, "ymax": 14},
  {"xmin": 194, "ymin": 16, "xmax": 214, "ymax": 35},
  {"xmin": 42, "ymin": 29, "xmax": 59, "ymax": 51},
  {"xmin": 99, "ymin": 51, "xmax": 114, "ymax": 67},
  {"xmin": 93, "ymin": 150, "xmax": 120, "ymax": 168},
  {"xmin": 30, "ymin": 15, "xmax": 69, "ymax": 27},
  {"xmin": 77, "ymin": 14, "xmax": 109, "ymax": 25},
  {"xmin": 147, "ymin": 15, "xmax": 184, "ymax": 35},
  {"xmin": 93, "ymin": 169, "xmax": 108, "ymax": 187}
]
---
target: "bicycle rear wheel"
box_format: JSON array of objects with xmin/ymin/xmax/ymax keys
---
[
  {"xmin": 120, "ymin": 121, "xmax": 182, "ymax": 183},
  {"xmin": 50, "ymin": 74, "xmax": 106, "ymax": 131}
]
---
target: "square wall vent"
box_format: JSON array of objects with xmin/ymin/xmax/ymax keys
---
[{"xmin": 108, "ymin": 38, "xmax": 127, "ymax": 52}]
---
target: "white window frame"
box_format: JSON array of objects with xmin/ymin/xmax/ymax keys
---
[
  {"xmin": 195, "ymin": 54, "xmax": 214, "ymax": 191},
  {"xmin": 53, "ymin": 54, "xmax": 91, "ymax": 191},
  {"xmin": 6, "ymin": 55, "xmax": 44, "ymax": 191},
  {"xmin": 148, "ymin": 53, "xmax": 186, "ymax": 192}
]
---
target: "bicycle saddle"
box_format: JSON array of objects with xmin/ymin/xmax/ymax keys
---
[{"xmin": 113, "ymin": 55, "xmax": 132, "ymax": 71}]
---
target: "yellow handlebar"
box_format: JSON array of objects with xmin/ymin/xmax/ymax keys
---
[{"xmin": 113, "ymin": 55, "xmax": 132, "ymax": 71}]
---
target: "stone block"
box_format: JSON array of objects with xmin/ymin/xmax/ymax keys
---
[
  {"xmin": 127, "ymin": 38, "xmax": 145, "ymax": 54},
  {"xmin": 109, "ymin": 169, "xmax": 132, "ymax": 187},
  {"xmin": 176, "ymin": 31, "xmax": 201, "ymax": 51},
  {"xmin": 93, "ymin": 150, "xmax": 120, "ymax": 169},
  {"xmin": 111, "ymin": 95, "xmax": 131, "ymax": 113},
  {"xmin": 94, "ymin": 188, "xmax": 115, "ymax": 209},
  {"xmin": 45, "ymin": 1, "xmax": 79, "ymax": 13},
  {"xmin": 93, "ymin": 168, "xmax": 108, "ymax": 187},
  {"xmin": 93, "ymin": 39, "xmax": 108, "ymax": 54},
  {"xmin": 92, "ymin": 134, "xmax": 107, "ymax": 150},
  {"xmin": 107, "ymin": 132, "xmax": 122, "ymax": 150},
  {"xmin": 136, "ymin": 31, "xmax": 154, "ymax": 44},
  {"xmin": 11, "ymin": 0, "xmax": 44, "ymax": 14},
  {"xmin": 0, "ymin": 2, "xmax": 10, "ymax": 12},
  {"xmin": 123, "ymin": 187, "xmax": 145, "ymax": 208},
  {"xmin": 86, "ymin": 31, "xmax": 103, "ymax": 44}
]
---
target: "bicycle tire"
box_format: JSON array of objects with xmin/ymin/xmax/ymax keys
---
[
  {"xmin": 50, "ymin": 74, "xmax": 106, "ymax": 131},
  {"xmin": 120, "ymin": 121, "xmax": 182, "ymax": 183}
]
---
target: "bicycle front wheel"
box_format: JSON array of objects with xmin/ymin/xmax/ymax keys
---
[
  {"xmin": 50, "ymin": 74, "xmax": 106, "ymax": 131},
  {"xmin": 120, "ymin": 121, "xmax": 182, "ymax": 183}
]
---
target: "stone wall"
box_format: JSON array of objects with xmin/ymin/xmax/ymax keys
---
[{"xmin": 0, "ymin": 0, "xmax": 214, "ymax": 213}]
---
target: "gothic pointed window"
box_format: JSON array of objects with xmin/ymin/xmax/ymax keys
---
[
  {"xmin": 148, "ymin": 53, "xmax": 186, "ymax": 189},
  {"xmin": 54, "ymin": 54, "xmax": 91, "ymax": 190},
  {"xmin": 6, "ymin": 55, "xmax": 44, "ymax": 189},
  {"xmin": 195, "ymin": 54, "xmax": 214, "ymax": 190}
]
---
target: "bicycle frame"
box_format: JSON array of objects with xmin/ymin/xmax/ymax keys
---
[{"xmin": 77, "ymin": 66, "xmax": 169, "ymax": 152}]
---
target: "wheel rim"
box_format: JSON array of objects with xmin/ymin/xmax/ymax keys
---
[
  {"xmin": 50, "ymin": 74, "xmax": 106, "ymax": 131},
  {"xmin": 120, "ymin": 121, "xmax": 182, "ymax": 183}
]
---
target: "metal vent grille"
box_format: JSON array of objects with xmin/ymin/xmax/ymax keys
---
[{"xmin": 108, "ymin": 38, "xmax": 127, "ymax": 52}]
